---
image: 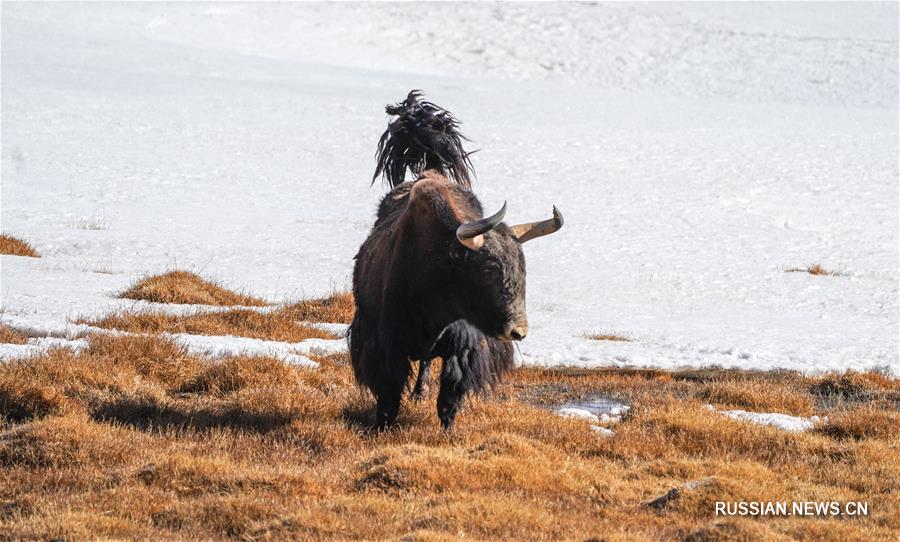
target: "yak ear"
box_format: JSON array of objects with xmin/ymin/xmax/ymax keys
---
[
  {"xmin": 455, "ymin": 201, "xmax": 507, "ymax": 251},
  {"xmin": 458, "ymin": 235, "xmax": 484, "ymax": 250},
  {"xmin": 509, "ymin": 206, "xmax": 564, "ymax": 244}
]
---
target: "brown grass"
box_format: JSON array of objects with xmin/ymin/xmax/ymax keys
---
[
  {"xmin": 697, "ymin": 377, "xmax": 815, "ymax": 416},
  {"xmin": 786, "ymin": 264, "xmax": 839, "ymax": 276},
  {"xmin": 0, "ymin": 325, "xmax": 28, "ymax": 345},
  {"xmin": 280, "ymin": 291, "xmax": 355, "ymax": 324},
  {"xmin": 84, "ymin": 309, "xmax": 338, "ymax": 343},
  {"xmin": 809, "ymin": 371, "xmax": 898, "ymax": 402},
  {"xmin": 586, "ymin": 332, "xmax": 632, "ymax": 342},
  {"xmin": 0, "ymin": 235, "xmax": 39, "ymax": 257},
  {"xmin": 1, "ymin": 331, "xmax": 896, "ymax": 541},
  {"xmin": 120, "ymin": 271, "xmax": 267, "ymax": 306},
  {"xmin": 85, "ymin": 289, "xmax": 354, "ymax": 343}
]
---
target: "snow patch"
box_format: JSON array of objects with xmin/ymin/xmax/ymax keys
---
[
  {"xmin": 0, "ymin": 337, "xmax": 89, "ymax": 360},
  {"xmin": 0, "ymin": 313, "xmax": 347, "ymax": 367},
  {"xmin": 707, "ymin": 404, "xmax": 823, "ymax": 433},
  {"xmin": 556, "ymin": 397, "xmax": 629, "ymax": 436},
  {"xmin": 557, "ymin": 407, "xmax": 600, "ymax": 424},
  {"xmin": 0, "ymin": 315, "xmax": 106, "ymax": 340},
  {"xmin": 121, "ymin": 303, "xmax": 281, "ymax": 317},
  {"xmin": 558, "ymin": 397, "xmax": 630, "ymax": 423},
  {"xmin": 166, "ymin": 333, "xmax": 320, "ymax": 367}
]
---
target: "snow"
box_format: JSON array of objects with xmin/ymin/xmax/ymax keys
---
[
  {"xmin": 0, "ymin": 311, "xmax": 344, "ymax": 366},
  {"xmin": 554, "ymin": 407, "xmax": 617, "ymax": 436},
  {"xmin": 556, "ymin": 397, "xmax": 628, "ymax": 435},
  {"xmin": 1, "ymin": 3, "xmax": 897, "ymax": 375},
  {"xmin": 590, "ymin": 425, "xmax": 615, "ymax": 437},
  {"xmin": 165, "ymin": 333, "xmax": 319, "ymax": 368},
  {"xmin": 706, "ymin": 404, "xmax": 823, "ymax": 433},
  {"xmin": 0, "ymin": 314, "xmax": 342, "ymax": 368},
  {"xmin": 557, "ymin": 397, "xmax": 630, "ymax": 424},
  {"xmin": 557, "ymin": 407, "xmax": 601, "ymax": 424},
  {"xmin": 0, "ymin": 337, "xmax": 88, "ymax": 360}
]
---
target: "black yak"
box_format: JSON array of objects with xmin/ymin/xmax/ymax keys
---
[{"xmin": 350, "ymin": 91, "xmax": 563, "ymax": 430}]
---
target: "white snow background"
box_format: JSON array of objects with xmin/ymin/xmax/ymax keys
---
[{"xmin": 1, "ymin": 3, "xmax": 897, "ymax": 375}]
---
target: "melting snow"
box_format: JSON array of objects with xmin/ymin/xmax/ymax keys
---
[
  {"xmin": 0, "ymin": 337, "xmax": 89, "ymax": 360},
  {"xmin": 0, "ymin": 315, "xmax": 348, "ymax": 367},
  {"xmin": 706, "ymin": 404, "xmax": 823, "ymax": 433},
  {"xmin": 165, "ymin": 333, "xmax": 321, "ymax": 367},
  {"xmin": 557, "ymin": 407, "xmax": 601, "ymax": 424},
  {"xmin": 558, "ymin": 397, "xmax": 630, "ymax": 423},
  {"xmin": 556, "ymin": 396, "xmax": 630, "ymax": 436}
]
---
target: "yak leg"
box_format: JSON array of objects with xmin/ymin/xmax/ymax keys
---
[
  {"xmin": 375, "ymin": 358, "xmax": 410, "ymax": 429},
  {"xmin": 411, "ymin": 358, "xmax": 433, "ymax": 400}
]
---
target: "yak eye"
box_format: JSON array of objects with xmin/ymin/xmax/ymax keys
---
[{"xmin": 484, "ymin": 263, "xmax": 501, "ymax": 276}]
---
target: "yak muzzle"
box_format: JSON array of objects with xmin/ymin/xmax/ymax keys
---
[{"xmin": 502, "ymin": 321, "xmax": 529, "ymax": 341}]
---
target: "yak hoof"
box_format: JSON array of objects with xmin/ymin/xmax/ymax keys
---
[
  {"xmin": 376, "ymin": 415, "xmax": 396, "ymax": 430},
  {"xmin": 410, "ymin": 384, "xmax": 429, "ymax": 401},
  {"xmin": 376, "ymin": 408, "xmax": 399, "ymax": 430},
  {"xmin": 438, "ymin": 409, "xmax": 457, "ymax": 432},
  {"xmin": 439, "ymin": 417, "xmax": 455, "ymax": 432}
]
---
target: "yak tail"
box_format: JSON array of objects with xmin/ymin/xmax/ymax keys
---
[{"xmin": 373, "ymin": 90, "xmax": 474, "ymax": 189}]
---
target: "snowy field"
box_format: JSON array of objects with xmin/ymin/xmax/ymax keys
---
[{"xmin": 2, "ymin": 2, "xmax": 897, "ymax": 375}]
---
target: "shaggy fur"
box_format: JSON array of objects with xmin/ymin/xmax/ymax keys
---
[
  {"xmin": 350, "ymin": 174, "xmax": 519, "ymax": 429},
  {"xmin": 372, "ymin": 90, "xmax": 474, "ymax": 189}
]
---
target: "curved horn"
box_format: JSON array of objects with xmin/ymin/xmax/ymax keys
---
[
  {"xmin": 509, "ymin": 206, "xmax": 564, "ymax": 244},
  {"xmin": 456, "ymin": 201, "xmax": 507, "ymax": 250}
]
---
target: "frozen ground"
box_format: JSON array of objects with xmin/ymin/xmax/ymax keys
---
[{"xmin": 1, "ymin": 3, "xmax": 897, "ymax": 375}]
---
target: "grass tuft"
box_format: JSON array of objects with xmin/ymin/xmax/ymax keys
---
[
  {"xmin": 697, "ymin": 377, "xmax": 814, "ymax": 416},
  {"xmin": 280, "ymin": 290, "xmax": 355, "ymax": 324},
  {"xmin": 786, "ymin": 264, "xmax": 839, "ymax": 276},
  {"xmin": 586, "ymin": 332, "xmax": 632, "ymax": 342},
  {"xmin": 85, "ymin": 309, "xmax": 337, "ymax": 342},
  {"xmin": 0, "ymin": 324, "xmax": 29, "ymax": 345},
  {"xmin": 810, "ymin": 370, "xmax": 897, "ymax": 402},
  {"xmin": 816, "ymin": 404, "xmax": 900, "ymax": 441},
  {"xmin": 0, "ymin": 234, "xmax": 39, "ymax": 257},
  {"xmin": 120, "ymin": 271, "xmax": 266, "ymax": 306}
]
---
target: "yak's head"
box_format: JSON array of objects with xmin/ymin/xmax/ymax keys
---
[{"xmin": 447, "ymin": 202, "xmax": 564, "ymax": 341}]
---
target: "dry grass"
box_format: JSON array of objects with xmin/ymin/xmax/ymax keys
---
[
  {"xmin": 120, "ymin": 271, "xmax": 267, "ymax": 306},
  {"xmin": 84, "ymin": 309, "xmax": 338, "ymax": 343},
  {"xmin": 0, "ymin": 325, "xmax": 28, "ymax": 345},
  {"xmin": 86, "ymin": 288, "xmax": 354, "ymax": 342},
  {"xmin": 809, "ymin": 371, "xmax": 898, "ymax": 402},
  {"xmin": 697, "ymin": 376, "xmax": 815, "ymax": 416},
  {"xmin": 786, "ymin": 264, "xmax": 840, "ymax": 276},
  {"xmin": 0, "ymin": 235, "xmax": 39, "ymax": 258},
  {"xmin": 1, "ymin": 331, "xmax": 896, "ymax": 541},
  {"xmin": 280, "ymin": 291, "xmax": 355, "ymax": 324},
  {"xmin": 586, "ymin": 332, "xmax": 632, "ymax": 342}
]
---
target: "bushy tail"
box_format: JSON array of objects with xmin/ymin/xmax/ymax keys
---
[{"xmin": 373, "ymin": 90, "xmax": 474, "ymax": 189}]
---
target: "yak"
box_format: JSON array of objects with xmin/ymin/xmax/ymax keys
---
[{"xmin": 349, "ymin": 91, "xmax": 563, "ymax": 430}]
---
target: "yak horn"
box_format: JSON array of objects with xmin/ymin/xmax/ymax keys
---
[
  {"xmin": 509, "ymin": 206, "xmax": 564, "ymax": 244},
  {"xmin": 456, "ymin": 201, "xmax": 507, "ymax": 250}
]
